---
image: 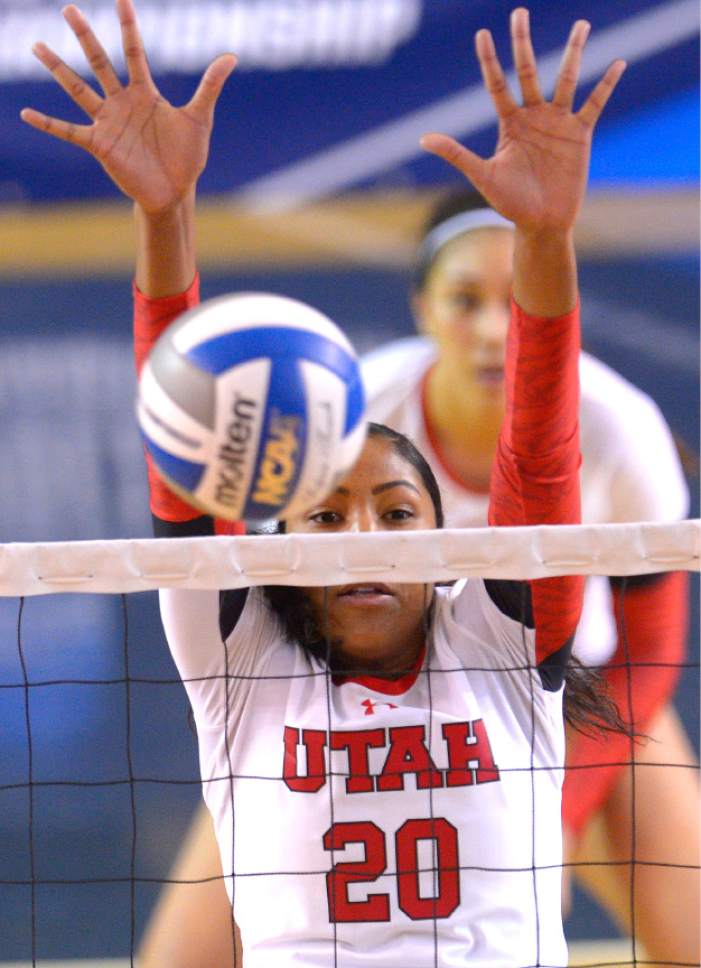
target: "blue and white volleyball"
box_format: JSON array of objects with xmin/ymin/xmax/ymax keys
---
[{"xmin": 137, "ymin": 292, "xmax": 366, "ymax": 521}]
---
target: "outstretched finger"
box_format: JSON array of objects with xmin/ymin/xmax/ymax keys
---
[
  {"xmin": 577, "ymin": 59, "xmax": 626, "ymax": 128},
  {"xmin": 510, "ymin": 7, "xmax": 542, "ymax": 106},
  {"xmin": 63, "ymin": 4, "xmax": 122, "ymax": 97},
  {"xmin": 475, "ymin": 28, "xmax": 517, "ymax": 118},
  {"xmin": 187, "ymin": 54, "xmax": 237, "ymax": 125},
  {"xmin": 32, "ymin": 41, "xmax": 102, "ymax": 118},
  {"xmin": 420, "ymin": 133, "xmax": 487, "ymax": 192},
  {"xmin": 19, "ymin": 107, "xmax": 94, "ymax": 151},
  {"xmin": 552, "ymin": 19, "xmax": 590, "ymax": 111},
  {"xmin": 116, "ymin": 0, "xmax": 152, "ymax": 87}
]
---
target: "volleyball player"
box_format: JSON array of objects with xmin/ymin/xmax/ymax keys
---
[
  {"xmin": 139, "ymin": 77, "xmax": 697, "ymax": 968},
  {"xmin": 364, "ymin": 188, "xmax": 700, "ymax": 964},
  {"xmin": 19, "ymin": 3, "xmax": 663, "ymax": 965},
  {"xmin": 139, "ymin": 180, "xmax": 699, "ymax": 956},
  {"xmin": 143, "ymin": 213, "xmax": 699, "ymax": 966}
]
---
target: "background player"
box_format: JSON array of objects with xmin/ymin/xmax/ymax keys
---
[
  {"xmin": 19, "ymin": 0, "xmax": 622, "ymax": 964},
  {"xmin": 363, "ymin": 187, "xmax": 700, "ymax": 964}
]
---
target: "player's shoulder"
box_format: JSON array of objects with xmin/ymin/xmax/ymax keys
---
[
  {"xmin": 579, "ymin": 351, "xmax": 673, "ymax": 436},
  {"xmin": 361, "ymin": 335, "xmax": 435, "ymax": 400},
  {"xmin": 580, "ymin": 352, "xmax": 661, "ymax": 415},
  {"xmin": 436, "ymin": 578, "xmax": 524, "ymax": 638},
  {"xmin": 230, "ymin": 586, "xmax": 283, "ymax": 644},
  {"xmin": 578, "ymin": 351, "xmax": 688, "ymax": 518}
]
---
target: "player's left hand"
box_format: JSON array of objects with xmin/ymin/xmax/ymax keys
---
[{"xmin": 421, "ymin": 7, "xmax": 626, "ymax": 235}]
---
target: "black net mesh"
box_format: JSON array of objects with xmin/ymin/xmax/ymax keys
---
[{"xmin": 0, "ymin": 532, "xmax": 699, "ymax": 968}]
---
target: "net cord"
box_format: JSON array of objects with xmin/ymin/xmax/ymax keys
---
[
  {"xmin": 0, "ymin": 521, "xmax": 698, "ymax": 597},
  {"xmin": 120, "ymin": 595, "xmax": 138, "ymax": 968},
  {"xmin": 618, "ymin": 577, "xmax": 639, "ymax": 966},
  {"xmin": 423, "ymin": 584, "xmax": 439, "ymax": 968},
  {"xmin": 221, "ymin": 614, "xmax": 240, "ymax": 967},
  {"xmin": 17, "ymin": 597, "xmax": 37, "ymax": 967},
  {"xmin": 322, "ymin": 588, "xmax": 340, "ymax": 968}
]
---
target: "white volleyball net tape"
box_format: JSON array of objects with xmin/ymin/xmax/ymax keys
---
[
  {"xmin": 1, "ymin": 520, "xmax": 699, "ymax": 596},
  {"xmin": 1, "ymin": 520, "xmax": 699, "ymax": 968}
]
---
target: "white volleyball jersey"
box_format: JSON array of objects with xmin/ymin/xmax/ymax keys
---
[
  {"xmin": 361, "ymin": 338, "xmax": 689, "ymax": 665},
  {"xmin": 160, "ymin": 581, "xmax": 568, "ymax": 968}
]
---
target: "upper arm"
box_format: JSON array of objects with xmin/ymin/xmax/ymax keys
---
[
  {"xmin": 153, "ymin": 514, "xmax": 249, "ymax": 641},
  {"xmin": 159, "ymin": 588, "xmax": 225, "ymax": 703},
  {"xmin": 451, "ymin": 579, "xmax": 572, "ymax": 692},
  {"xmin": 483, "ymin": 579, "xmax": 572, "ymax": 691},
  {"xmin": 160, "ymin": 586, "xmax": 281, "ymax": 732}
]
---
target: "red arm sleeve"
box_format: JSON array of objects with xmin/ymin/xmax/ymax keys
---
[
  {"xmin": 488, "ymin": 298, "xmax": 584, "ymax": 663},
  {"xmin": 562, "ymin": 570, "xmax": 689, "ymax": 835},
  {"xmin": 133, "ymin": 275, "xmax": 244, "ymax": 535}
]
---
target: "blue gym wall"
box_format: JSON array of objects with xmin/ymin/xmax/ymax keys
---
[{"xmin": 0, "ymin": 0, "xmax": 698, "ymax": 959}]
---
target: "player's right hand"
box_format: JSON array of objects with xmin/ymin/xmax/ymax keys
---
[
  {"xmin": 20, "ymin": 0, "xmax": 236, "ymax": 214},
  {"xmin": 421, "ymin": 7, "xmax": 626, "ymax": 237}
]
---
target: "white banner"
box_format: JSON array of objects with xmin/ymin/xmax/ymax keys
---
[{"xmin": 0, "ymin": 0, "xmax": 422, "ymax": 79}]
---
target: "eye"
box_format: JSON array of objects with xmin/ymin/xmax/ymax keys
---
[
  {"xmin": 383, "ymin": 507, "xmax": 414, "ymax": 523},
  {"xmin": 450, "ymin": 291, "xmax": 480, "ymax": 310},
  {"xmin": 308, "ymin": 509, "xmax": 342, "ymax": 525}
]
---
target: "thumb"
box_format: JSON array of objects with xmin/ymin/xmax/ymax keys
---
[
  {"xmin": 420, "ymin": 133, "xmax": 486, "ymax": 192},
  {"xmin": 188, "ymin": 53, "xmax": 237, "ymax": 124}
]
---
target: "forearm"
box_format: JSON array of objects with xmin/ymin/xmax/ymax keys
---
[
  {"xmin": 488, "ymin": 293, "xmax": 582, "ymax": 661},
  {"xmin": 134, "ymin": 188, "xmax": 197, "ymax": 298},
  {"xmin": 132, "ymin": 240, "xmax": 245, "ymax": 533},
  {"xmin": 132, "ymin": 188, "xmax": 199, "ymax": 518},
  {"xmin": 489, "ymin": 298, "xmax": 581, "ymax": 517},
  {"xmin": 512, "ymin": 227, "xmax": 577, "ymax": 318}
]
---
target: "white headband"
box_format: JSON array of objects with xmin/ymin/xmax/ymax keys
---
[{"xmin": 419, "ymin": 208, "xmax": 514, "ymax": 266}]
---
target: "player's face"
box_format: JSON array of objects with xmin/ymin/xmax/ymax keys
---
[
  {"xmin": 415, "ymin": 227, "xmax": 513, "ymax": 401},
  {"xmin": 286, "ymin": 435, "xmax": 437, "ymax": 675}
]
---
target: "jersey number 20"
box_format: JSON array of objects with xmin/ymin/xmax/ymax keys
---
[{"xmin": 323, "ymin": 818, "xmax": 460, "ymax": 922}]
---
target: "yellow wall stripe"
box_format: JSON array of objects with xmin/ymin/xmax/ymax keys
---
[{"xmin": 0, "ymin": 188, "xmax": 695, "ymax": 277}]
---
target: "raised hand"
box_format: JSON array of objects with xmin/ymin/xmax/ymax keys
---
[
  {"xmin": 20, "ymin": 0, "xmax": 235, "ymax": 214},
  {"xmin": 421, "ymin": 8, "xmax": 626, "ymax": 235}
]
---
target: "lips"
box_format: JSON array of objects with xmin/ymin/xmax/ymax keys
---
[
  {"xmin": 337, "ymin": 583, "xmax": 395, "ymax": 599},
  {"xmin": 475, "ymin": 364, "xmax": 504, "ymax": 385}
]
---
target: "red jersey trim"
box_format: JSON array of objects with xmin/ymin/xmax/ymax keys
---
[{"xmin": 332, "ymin": 643, "xmax": 426, "ymax": 695}]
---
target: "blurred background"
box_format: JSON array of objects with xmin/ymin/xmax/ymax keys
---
[{"xmin": 0, "ymin": 0, "xmax": 698, "ymax": 962}]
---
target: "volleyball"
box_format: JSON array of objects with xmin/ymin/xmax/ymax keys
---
[{"xmin": 137, "ymin": 292, "xmax": 366, "ymax": 521}]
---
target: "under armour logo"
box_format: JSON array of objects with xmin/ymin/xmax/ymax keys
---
[{"xmin": 361, "ymin": 698, "xmax": 398, "ymax": 716}]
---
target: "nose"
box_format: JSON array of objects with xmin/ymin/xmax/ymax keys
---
[
  {"xmin": 346, "ymin": 506, "xmax": 381, "ymax": 533},
  {"xmin": 474, "ymin": 301, "xmax": 509, "ymax": 351}
]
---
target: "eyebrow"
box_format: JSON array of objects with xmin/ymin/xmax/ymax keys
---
[
  {"xmin": 372, "ymin": 479, "xmax": 421, "ymax": 496},
  {"xmin": 445, "ymin": 274, "xmax": 481, "ymax": 284},
  {"xmin": 334, "ymin": 479, "xmax": 422, "ymax": 497}
]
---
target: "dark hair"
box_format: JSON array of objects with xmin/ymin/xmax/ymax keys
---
[
  {"xmin": 275, "ymin": 422, "xmax": 443, "ymax": 531},
  {"xmin": 260, "ymin": 422, "xmax": 627, "ymax": 737},
  {"xmin": 562, "ymin": 655, "xmax": 632, "ymax": 738},
  {"xmin": 414, "ymin": 187, "xmax": 498, "ymax": 292},
  {"xmin": 262, "ymin": 423, "xmax": 441, "ymax": 664},
  {"xmin": 364, "ymin": 422, "xmax": 444, "ymax": 527}
]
